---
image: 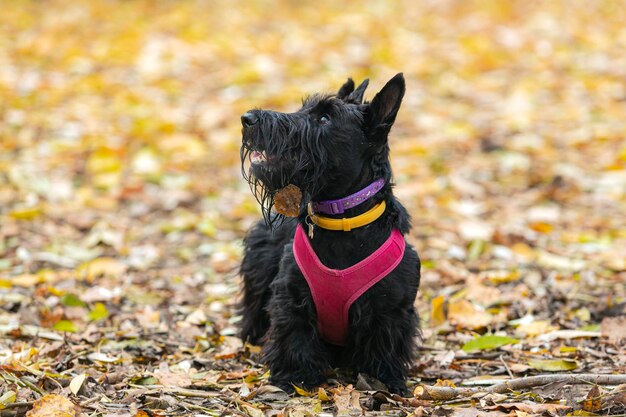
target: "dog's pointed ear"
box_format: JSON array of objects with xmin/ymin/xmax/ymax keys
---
[
  {"xmin": 337, "ymin": 78, "xmax": 355, "ymax": 99},
  {"xmin": 348, "ymin": 79, "xmax": 369, "ymax": 104},
  {"xmin": 367, "ymin": 73, "xmax": 405, "ymax": 133}
]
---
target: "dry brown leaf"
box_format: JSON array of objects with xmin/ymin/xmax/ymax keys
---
[
  {"xmin": 154, "ymin": 367, "xmax": 192, "ymax": 388},
  {"xmin": 448, "ymin": 300, "xmax": 493, "ymax": 329},
  {"xmin": 484, "ymin": 401, "xmax": 571, "ymax": 414},
  {"xmin": 582, "ymin": 385, "xmax": 603, "ymax": 412},
  {"xmin": 274, "ymin": 184, "xmax": 302, "ymax": 217},
  {"xmin": 601, "ymin": 316, "xmax": 626, "ymax": 344},
  {"xmin": 331, "ymin": 385, "xmax": 361, "ymax": 415},
  {"xmin": 451, "ymin": 407, "xmax": 507, "ymax": 417}
]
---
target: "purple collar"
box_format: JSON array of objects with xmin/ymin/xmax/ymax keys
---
[{"xmin": 310, "ymin": 179, "xmax": 385, "ymax": 215}]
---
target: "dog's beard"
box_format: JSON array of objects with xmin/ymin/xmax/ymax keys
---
[
  {"xmin": 239, "ymin": 155, "xmax": 282, "ymax": 227},
  {"xmin": 240, "ymin": 113, "xmax": 328, "ymax": 228}
]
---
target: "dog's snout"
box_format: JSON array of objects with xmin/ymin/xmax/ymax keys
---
[{"xmin": 241, "ymin": 112, "xmax": 258, "ymax": 128}]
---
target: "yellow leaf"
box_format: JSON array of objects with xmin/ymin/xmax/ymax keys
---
[
  {"xmin": 559, "ymin": 346, "xmax": 579, "ymax": 354},
  {"xmin": 0, "ymin": 391, "xmax": 17, "ymax": 410},
  {"xmin": 293, "ymin": 385, "xmax": 313, "ymax": 397},
  {"xmin": 157, "ymin": 133, "xmax": 208, "ymax": 163},
  {"xmin": 529, "ymin": 222, "xmax": 554, "ymax": 233},
  {"xmin": 86, "ymin": 147, "xmax": 123, "ymax": 175},
  {"xmin": 76, "ymin": 258, "xmax": 127, "ymax": 280},
  {"xmin": 196, "ymin": 218, "xmax": 217, "ymax": 237},
  {"xmin": 430, "ymin": 295, "xmax": 446, "ymax": 326},
  {"xmin": 47, "ymin": 286, "xmax": 64, "ymax": 297},
  {"xmin": 434, "ymin": 379, "xmax": 456, "ymax": 388},
  {"xmin": 9, "ymin": 206, "xmax": 42, "ymax": 220},
  {"xmin": 528, "ymin": 358, "xmax": 578, "ymax": 372},
  {"xmin": 511, "ymin": 243, "xmax": 535, "ymax": 260},
  {"xmin": 25, "ymin": 394, "xmax": 76, "ymax": 417},
  {"xmin": 483, "ymin": 270, "xmax": 520, "ymax": 285},
  {"xmin": 318, "ymin": 387, "xmax": 330, "ymax": 401}
]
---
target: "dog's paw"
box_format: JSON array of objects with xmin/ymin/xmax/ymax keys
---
[
  {"xmin": 386, "ymin": 381, "xmax": 408, "ymax": 397},
  {"xmin": 269, "ymin": 377, "xmax": 325, "ymax": 396},
  {"xmin": 268, "ymin": 380, "xmax": 295, "ymax": 395}
]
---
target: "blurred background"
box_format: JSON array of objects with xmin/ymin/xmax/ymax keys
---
[{"xmin": 1, "ymin": 0, "xmax": 625, "ymax": 373}]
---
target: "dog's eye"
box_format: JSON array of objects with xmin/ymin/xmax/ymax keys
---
[{"xmin": 319, "ymin": 114, "xmax": 330, "ymax": 124}]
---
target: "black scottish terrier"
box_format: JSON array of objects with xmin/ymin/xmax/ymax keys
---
[{"xmin": 239, "ymin": 74, "xmax": 421, "ymax": 395}]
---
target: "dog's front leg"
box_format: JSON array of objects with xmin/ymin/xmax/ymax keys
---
[
  {"xmin": 262, "ymin": 264, "xmax": 328, "ymax": 393},
  {"xmin": 348, "ymin": 306, "xmax": 418, "ymax": 396}
]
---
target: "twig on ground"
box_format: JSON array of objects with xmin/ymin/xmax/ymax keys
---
[
  {"xmin": 80, "ymin": 395, "xmax": 103, "ymax": 408},
  {"xmin": 0, "ymin": 402, "xmax": 34, "ymax": 410},
  {"xmin": 2, "ymin": 372, "xmax": 44, "ymax": 396},
  {"xmin": 499, "ymin": 355, "xmax": 514, "ymax": 379},
  {"xmin": 415, "ymin": 374, "xmax": 626, "ymax": 401},
  {"xmin": 178, "ymin": 400, "xmax": 221, "ymax": 416},
  {"xmin": 167, "ymin": 387, "xmax": 221, "ymax": 399},
  {"xmin": 489, "ymin": 374, "xmax": 626, "ymax": 394}
]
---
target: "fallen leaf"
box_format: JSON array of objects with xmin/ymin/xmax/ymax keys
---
[
  {"xmin": 516, "ymin": 320, "xmax": 558, "ymax": 337},
  {"xmin": 601, "ymin": 316, "xmax": 626, "ymax": 344},
  {"xmin": 9, "ymin": 206, "xmax": 43, "ymax": 220},
  {"xmin": 527, "ymin": 358, "xmax": 578, "ymax": 372},
  {"xmin": 26, "ymin": 394, "xmax": 77, "ymax": 417},
  {"xmin": 536, "ymin": 330, "xmax": 601, "ymax": 342},
  {"xmin": 448, "ymin": 300, "xmax": 494, "ymax": 329},
  {"xmin": 462, "ymin": 334, "xmax": 519, "ymax": 352},
  {"xmin": 0, "ymin": 391, "xmax": 16, "ymax": 410},
  {"xmin": 60, "ymin": 294, "xmax": 86, "ymax": 308},
  {"xmin": 154, "ymin": 366, "xmax": 192, "ymax": 388},
  {"xmin": 53, "ymin": 320, "xmax": 78, "ymax": 333},
  {"xmin": 76, "ymin": 258, "xmax": 127, "ymax": 280},
  {"xmin": 87, "ymin": 352, "xmax": 120, "ymax": 364},
  {"xmin": 87, "ymin": 302, "xmax": 109, "ymax": 321},
  {"xmin": 582, "ymin": 385, "xmax": 603, "ymax": 412},
  {"xmin": 431, "ymin": 295, "xmax": 446, "ymax": 326},
  {"xmin": 331, "ymin": 385, "xmax": 361, "ymax": 415},
  {"xmin": 69, "ymin": 374, "xmax": 87, "ymax": 396},
  {"xmin": 451, "ymin": 407, "xmax": 507, "ymax": 417},
  {"xmin": 318, "ymin": 387, "xmax": 330, "ymax": 401},
  {"xmin": 293, "ymin": 385, "xmax": 313, "ymax": 397},
  {"xmin": 274, "ymin": 184, "xmax": 302, "ymax": 217},
  {"xmin": 536, "ymin": 251, "xmax": 586, "ymax": 271},
  {"xmin": 485, "ymin": 401, "xmax": 571, "ymax": 414}
]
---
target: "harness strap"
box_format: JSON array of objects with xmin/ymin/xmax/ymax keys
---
[{"xmin": 293, "ymin": 224, "xmax": 406, "ymax": 345}]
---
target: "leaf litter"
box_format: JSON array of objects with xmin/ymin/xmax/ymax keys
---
[{"xmin": 1, "ymin": 0, "xmax": 625, "ymax": 416}]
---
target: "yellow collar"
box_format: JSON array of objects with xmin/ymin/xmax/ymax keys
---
[{"xmin": 307, "ymin": 200, "xmax": 386, "ymax": 232}]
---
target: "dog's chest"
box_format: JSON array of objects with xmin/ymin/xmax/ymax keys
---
[{"xmin": 292, "ymin": 224, "xmax": 406, "ymax": 345}]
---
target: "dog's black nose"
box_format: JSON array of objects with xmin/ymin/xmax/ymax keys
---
[{"xmin": 241, "ymin": 112, "xmax": 258, "ymax": 127}]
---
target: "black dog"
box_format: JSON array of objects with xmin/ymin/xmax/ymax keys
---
[{"xmin": 239, "ymin": 74, "xmax": 421, "ymax": 395}]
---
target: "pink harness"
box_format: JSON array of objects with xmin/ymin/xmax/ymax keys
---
[{"xmin": 292, "ymin": 224, "xmax": 406, "ymax": 346}]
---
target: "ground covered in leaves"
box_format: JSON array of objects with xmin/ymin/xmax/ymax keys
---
[{"xmin": 1, "ymin": 1, "xmax": 626, "ymax": 416}]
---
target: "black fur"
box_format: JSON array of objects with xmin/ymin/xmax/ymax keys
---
[{"xmin": 239, "ymin": 74, "xmax": 421, "ymax": 395}]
